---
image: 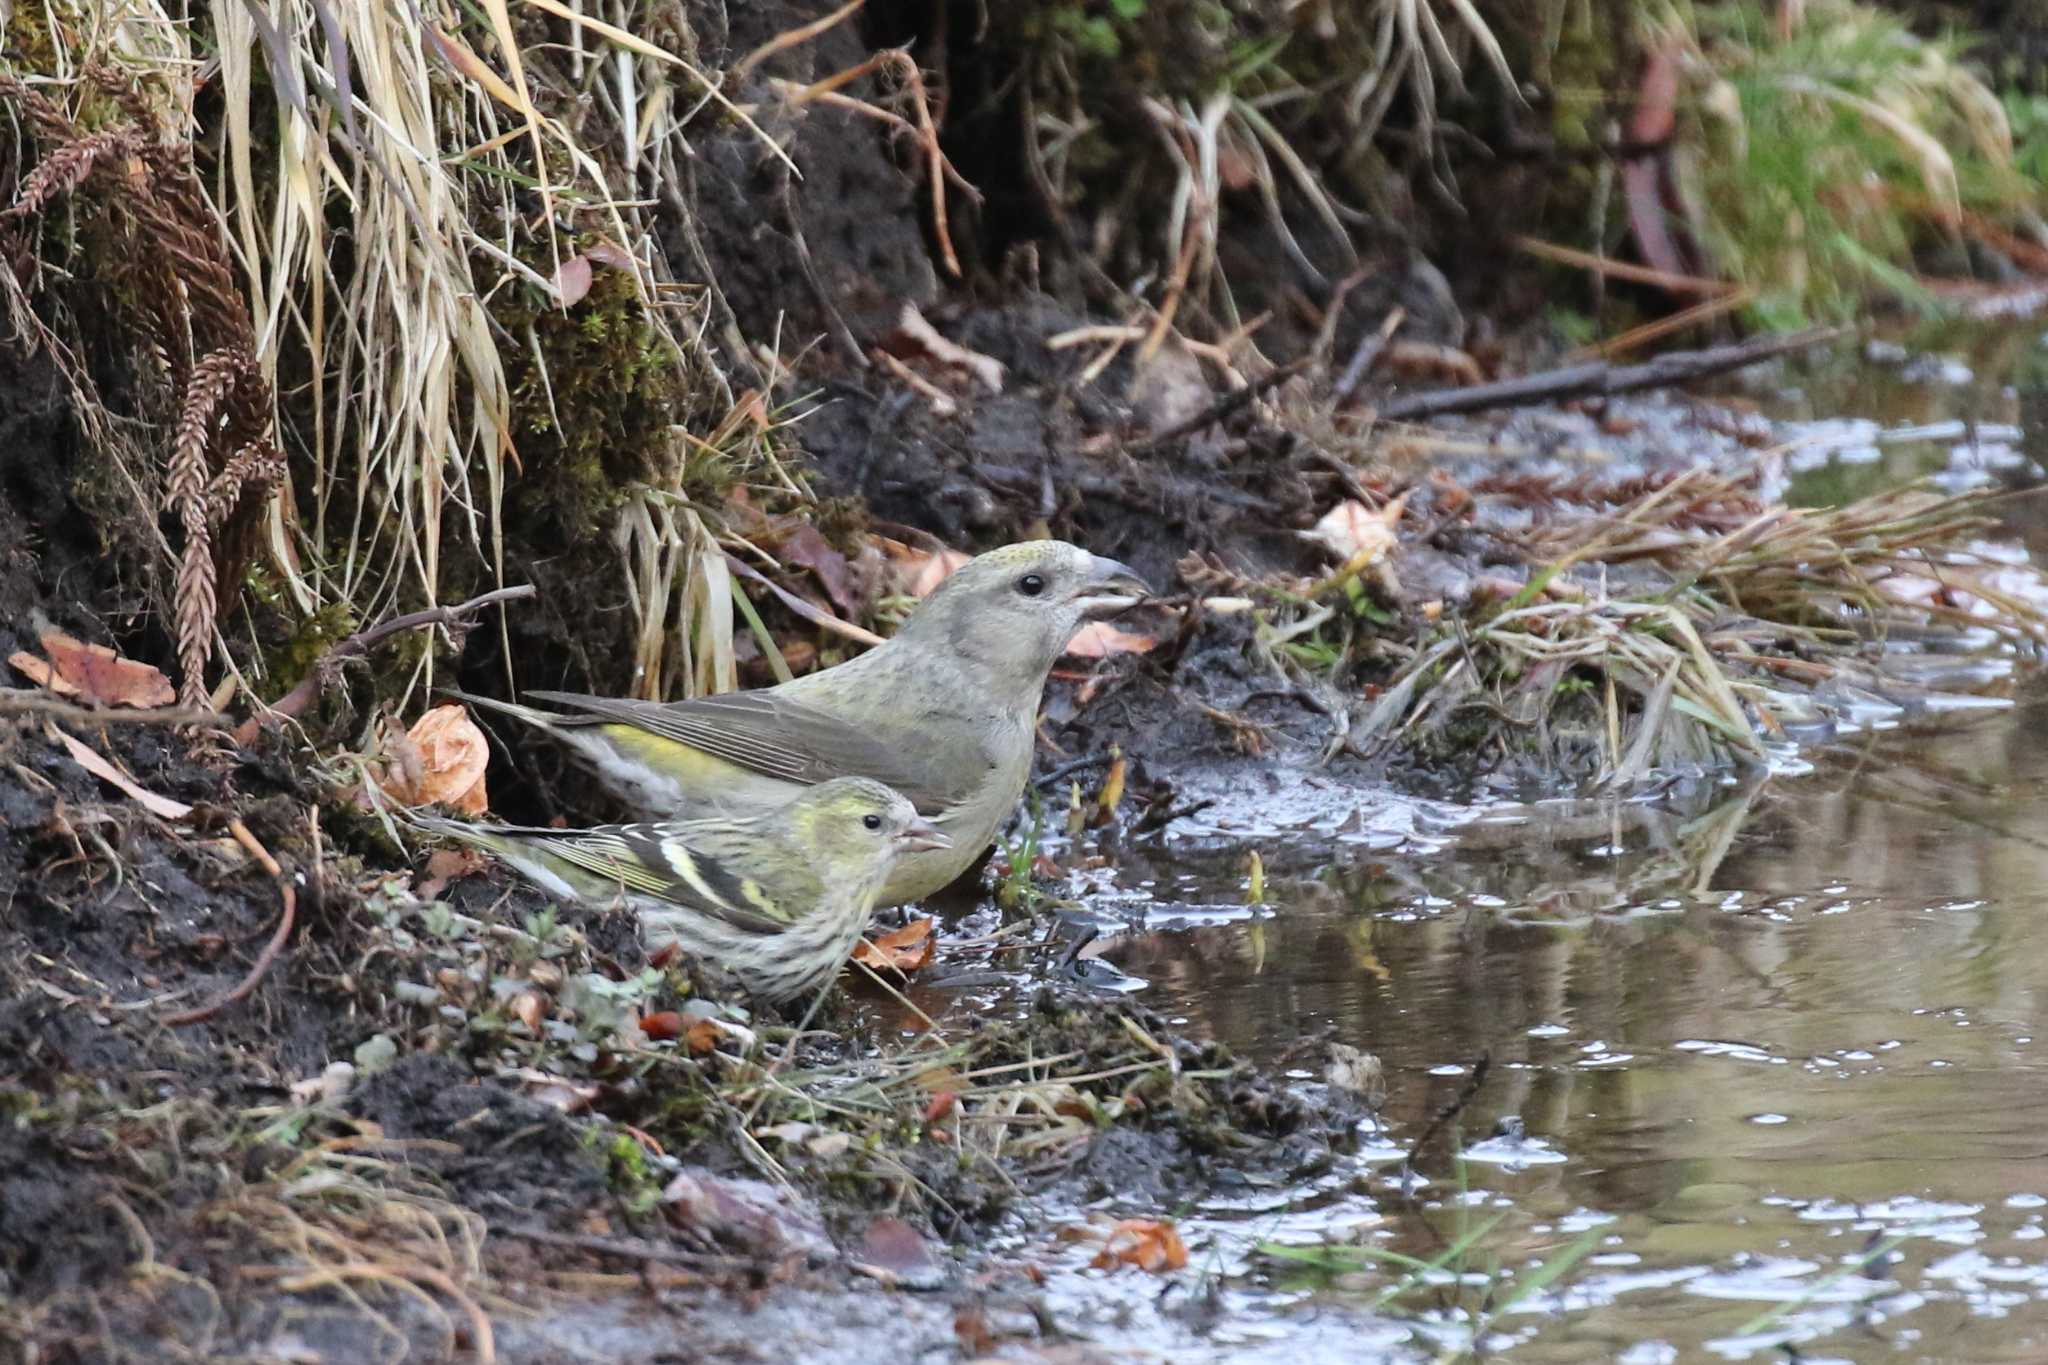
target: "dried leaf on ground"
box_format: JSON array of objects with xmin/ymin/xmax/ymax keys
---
[
  {"xmin": 893, "ymin": 302, "xmax": 1005, "ymax": 393},
  {"xmin": 1086, "ymin": 1218, "xmax": 1188, "ymax": 1273},
  {"xmin": 852, "ymin": 1215, "xmax": 945, "ymax": 1289},
  {"xmin": 1307, "ymin": 497, "xmax": 1404, "ymax": 563},
  {"xmin": 852, "ymin": 917, "xmax": 936, "ymax": 973},
  {"xmin": 1065, "ymin": 622, "xmax": 1157, "ymax": 659},
  {"xmin": 637, "ymin": 1012, "xmax": 721, "ymax": 1056},
  {"xmin": 7, "ymin": 651, "xmax": 80, "ymax": 697},
  {"xmin": 53, "ymin": 728, "xmax": 194, "ymax": 820},
  {"xmin": 18, "ymin": 630, "xmax": 175, "ymax": 708},
  {"xmin": 776, "ymin": 524, "xmax": 862, "ymax": 617},
  {"xmin": 415, "ymin": 846, "xmax": 487, "ymax": 900},
  {"xmin": 381, "ymin": 703, "xmax": 490, "ymax": 813},
  {"xmin": 877, "ymin": 537, "xmax": 972, "ymax": 598}
]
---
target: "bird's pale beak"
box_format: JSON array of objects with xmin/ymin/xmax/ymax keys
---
[
  {"xmin": 1073, "ymin": 554, "xmax": 1152, "ymax": 617},
  {"xmin": 896, "ymin": 817, "xmax": 952, "ymax": 853}
]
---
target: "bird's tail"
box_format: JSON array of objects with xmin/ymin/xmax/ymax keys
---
[
  {"xmin": 439, "ymin": 687, "xmax": 582, "ymax": 733},
  {"xmin": 408, "ymin": 812, "xmax": 588, "ymax": 902}
]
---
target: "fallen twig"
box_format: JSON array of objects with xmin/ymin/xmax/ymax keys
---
[
  {"xmin": 1127, "ymin": 355, "xmax": 1313, "ymax": 454},
  {"xmin": 1400, "ymin": 1053, "xmax": 1490, "ymax": 1178},
  {"xmin": 1379, "ymin": 326, "xmax": 1844, "ymax": 422},
  {"xmin": 163, "ymin": 817, "xmax": 296, "ymax": 1026},
  {"xmin": 1332, "ymin": 308, "xmax": 1406, "ymax": 405},
  {"xmin": 244, "ymin": 584, "xmax": 535, "ymax": 736},
  {"xmin": 0, "ymin": 690, "xmax": 226, "ymax": 728}
]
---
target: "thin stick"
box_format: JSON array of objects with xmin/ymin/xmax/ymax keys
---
[
  {"xmin": 1512, "ymin": 234, "xmax": 1739, "ymax": 296},
  {"xmin": 163, "ymin": 817, "xmax": 296, "ymax": 1026},
  {"xmin": 0, "ymin": 691, "xmax": 227, "ymax": 728},
  {"xmin": 1127, "ymin": 355, "xmax": 1313, "ymax": 453},
  {"xmin": 249, "ymin": 584, "xmax": 535, "ymax": 730},
  {"xmin": 1401, "ymin": 1054, "xmax": 1490, "ymax": 1176},
  {"xmin": 731, "ymin": 0, "xmax": 866, "ymax": 83},
  {"xmin": 1379, "ymin": 326, "xmax": 1844, "ymax": 422}
]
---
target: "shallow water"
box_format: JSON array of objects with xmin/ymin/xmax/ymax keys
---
[
  {"xmin": 1035, "ymin": 694, "xmax": 2048, "ymax": 1360},
  {"xmin": 968, "ymin": 329, "xmax": 2048, "ymax": 1361}
]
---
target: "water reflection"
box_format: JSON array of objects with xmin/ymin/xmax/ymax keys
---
[{"xmin": 1057, "ymin": 690, "xmax": 2048, "ymax": 1358}]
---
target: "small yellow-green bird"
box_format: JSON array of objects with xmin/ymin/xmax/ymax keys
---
[
  {"xmin": 453, "ymin": 540, "xmax": 1147, "ymax": 904},
  {"xmin": 413, "ymin": 777, "xmax": 948, "ymax": 1004}
]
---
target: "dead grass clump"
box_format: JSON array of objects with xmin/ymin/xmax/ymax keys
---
[{"xmin": 1359, "ymin": 471, "xmax": 2048, "ymax": 780}]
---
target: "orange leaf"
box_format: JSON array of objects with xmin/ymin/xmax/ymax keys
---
[
  {"xmin": 395, "ymin": 704, "xmax": 490, "ymax": 814},
  {"xmin": 851, "ymin": 917, "xmax": 936, "ymax": 973},
  {"xmin": 1090, "ymin": 1218, "xmax": 1188, "ymax": 1274},
  {"xmin": 415, "ymin": 846, "xmax": 486, "ymax": 900},
  {"xmin": 8, "ymin": 650, "xmax": 79, "ymax": 697},
  {"xmin": 1064, "ymin": 622, "xmax": 1157, "ymax": 659},
  {"xmin": 684, "ymin": 1017, "xmax": 722, "ymax": 1055},
  {"xmin": 639, "ymin": 1010, "xmax": 685, "ymax": 1041},
  {"xmin": 35, "ymin": 630, "xmax": 175, "ymax": 708},
  {"xmin": 874, "ymin": 537, "xmax": 972, "ymax": 599}
]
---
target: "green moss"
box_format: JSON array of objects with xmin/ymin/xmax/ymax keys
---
[
  {"xmin": 583, "ymin": 1126, "xmax": 666, "ymax": 1214},
  {"xmin": 495, "ymin": 264, "xmax": 706, "ymax": 543}
]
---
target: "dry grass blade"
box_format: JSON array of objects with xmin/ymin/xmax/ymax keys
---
[{"xmin": 1369, "ymin": 477, "xmax": 2048, "ymax": 777}]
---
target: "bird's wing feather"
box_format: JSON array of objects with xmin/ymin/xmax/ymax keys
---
[
  {"xmin": 524, "ymin": 690, "xmax": 980, "ymax": 814},
  {"xmin": 508, "ymin": 823, "xmax": 792, "ymax": 935}
]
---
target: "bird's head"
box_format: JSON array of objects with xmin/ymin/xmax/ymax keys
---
[
  {"xmin": 894, "ymin": 540, "xmax": 1151, "ymax": 683},
  {"xmin": 793, "ymin": 777, "xmax": 950, "ymax": 880}
]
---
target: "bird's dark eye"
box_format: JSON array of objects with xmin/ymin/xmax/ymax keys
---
[
  {"xmin": 862, "ymin": 813, "xmax": 883, "ymax": 831},
  {"xmin": 1017, "ymin": 573, "xmax": 1046, "ymax": 598}
]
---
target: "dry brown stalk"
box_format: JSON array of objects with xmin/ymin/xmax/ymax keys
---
[{"xmin": 0, "ymin": 73, "xmax": 283, "ymax": 709}]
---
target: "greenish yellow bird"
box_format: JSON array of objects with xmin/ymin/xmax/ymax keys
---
[
  {"xmin": 453, "ymin": 540, "xmax": 1147, "ymax": 904},
  {"xmin": 413, "ymin": 777, "xmax": 947, "ymax": 1004}
]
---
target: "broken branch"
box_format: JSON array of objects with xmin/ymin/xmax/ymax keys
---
[
  {"xmin": 1378, "ymin": 327, "xmax": 1845, "ymax": 422},
  {"xmin": 248, "ymin": 584, "xmax": 535, "ymax": 732}
]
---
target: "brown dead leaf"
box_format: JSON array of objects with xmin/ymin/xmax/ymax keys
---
[
  {"xmin": 684, "ymin": 1016, "xmax": 722, "ymax": 1055},
  {"xmin": 777, "ymin": 524, "xmax": 861, "ymax": 617},
  {"xmin": 384, "ymin": 704, "xmax": 490, "ymax": 813},
  {"xmin": 853, "ymin": 1215, "xmax": 943, "ymax": 1287},
  {"xmin": 1064, "ymin": 622, "xmax": 1157, "ymax": 659},
  {"xmin": 1381, "ymin": 340, "xmax": 1484, "ymax": 387},
  {"xmin": 583, "ymin": 238, "xmax": 637, "ymax": 272},
  {"xmin": 415, "ymin": 846, "xmax": 486, "ymax": 900},
  {"xmin": 32, "ymin": 630, "xmax": 175, "ymax": 708},
  {"xmin": 886, "ymin": 542, "xmax": 971, "ymax": 599},
  {"xmin": 852, "ymin": 917, "xmax": 936, "ymax": 974},
  {"xmin": 510, "ymin": 991, "xmax": 546, "ymax": 1034},
  {"xmin": 8, "ymin": 651, "xmax": 80, "ymax": 697},
  {"xmin": 1090, "ymin": 1218, "xmax": 1188, "ymax": 1274}
]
